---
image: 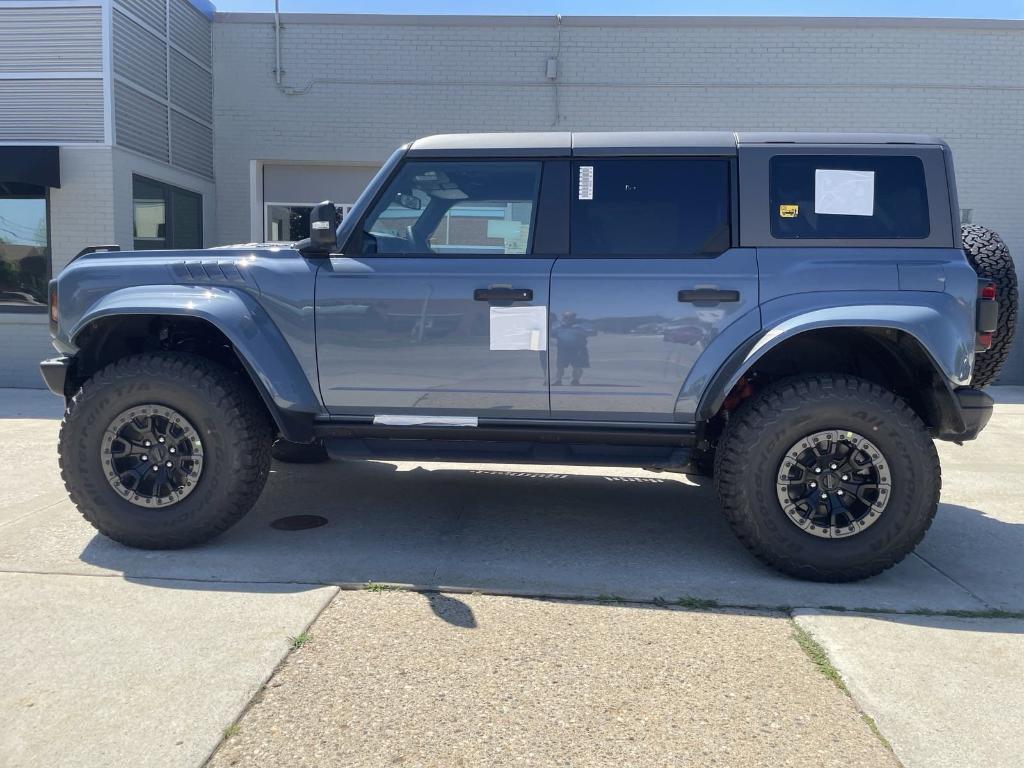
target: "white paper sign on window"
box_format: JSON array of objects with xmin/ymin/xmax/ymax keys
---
[
  {"xmin": 814, "ymin": 169, "xmax": 875, "ymax": 217},
  {"xmin": 490, "ymin": 306, "xmax": 547, "ymax": 351}
]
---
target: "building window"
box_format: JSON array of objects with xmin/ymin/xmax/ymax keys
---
[
  {"xmin": 0, "ymin": 182, "xmax": 50, "ymax": 311},
  {"xmin": 265, "ymin": 203, "xmax": 353, "ymax": 243},
  {"xmin": 133, "ymin": 175, "xmax": 203, "ymax": 250}
]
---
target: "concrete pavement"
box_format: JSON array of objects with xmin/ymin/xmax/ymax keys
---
[
  {"xmin": 795, "ymin": 611, "xmax": 1024, "ymax": 768},
  {"xmin": 209, "ymin": 591, "xmax": 897, "ymax": 768},
  {"xmin": 1, "ymin": 386, "xmax": 1022, "ymax": 767}
]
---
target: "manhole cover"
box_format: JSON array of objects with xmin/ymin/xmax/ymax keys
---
[{"xmin": 270, "ymin": 515, "xmax": 329, "ymax": 531}]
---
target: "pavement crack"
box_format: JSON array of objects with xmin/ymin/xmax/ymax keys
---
[{"xmin": 910, "ymin": 551, "xmax": 996, "ymax": 610}]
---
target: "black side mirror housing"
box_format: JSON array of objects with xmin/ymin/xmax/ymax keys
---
[{"xmin": 307, "ymin": 200, "xmax": 337, "ymax": 254}]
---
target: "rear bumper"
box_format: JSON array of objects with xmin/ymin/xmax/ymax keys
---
[
  {"xmin": 39, "ymin": 356, "xmax": 70, "ymax": 396},
  {"xmin": 950, "ymin": 387, "xmax": 994, "ymax": 441}
]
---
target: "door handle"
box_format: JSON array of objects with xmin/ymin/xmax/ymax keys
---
[
  {"xmin": 474, "ymin": 287, "xmax": 533, "ymax": 302},
  {"xmin": 678, "ymin": 289, "xmax": 740, "ymax": 304}
]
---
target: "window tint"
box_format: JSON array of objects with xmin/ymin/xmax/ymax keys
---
[
  {"xmin": 571, "ymin": 158, "xmax": 730, "ymax": 255},
  {"xmin": 770, "ymin": 155, "xmax": 929, "ymax": 239},
  {"xmin": 362, "ymin": 161, "xmax": 541, "ymax": 255},
  {"xmin": 0, "ymin": 181, "xmax": 49, "ymax": 310},
  {"xmin": 132, "ymin": 176, "xmax": 203, "ymax": 250}
]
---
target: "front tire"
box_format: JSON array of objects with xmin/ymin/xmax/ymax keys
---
[
  {"xmin": 714, "ymin": 374, "xmax": 940, "ymax": 582},
  {"xmin": 60, "ymin": 353, "xmax": 273, "ymax": 549}
]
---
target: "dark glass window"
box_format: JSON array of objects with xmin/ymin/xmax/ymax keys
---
[
  {"xmin": 362, "ymin": 160, "xmax": 542, "ymax": 255},
  {"xmin": 0, "ymin": 181, "xmax": 49, "ymax": 311},
  {"xmin": 133, "ymin": 175, "xmax": 203, "ymax": 250},
  {"xmin": 770, "ymin": 155, "xmax": 929, "ymax": 239},
  {"xmin": 571, "ymin": 158, "xmax": 731, "ymax": 256}
]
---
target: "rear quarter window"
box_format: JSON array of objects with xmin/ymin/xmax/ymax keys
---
[{"xmin": 770, "ymin": 155, "xmax": 929, "ymax": 239}]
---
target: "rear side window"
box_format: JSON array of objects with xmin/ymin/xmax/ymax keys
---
[
  {"xmin": 571, "ymin": 158, "xmax": 731, "ymax": 255},
  {"xmin": 770, "ymin": 155, "xmax": 929, "ymax": 239}
]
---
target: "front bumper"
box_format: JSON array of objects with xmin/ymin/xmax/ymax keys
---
[
  {"xmin": 953, "ymin": 387, "xmax": 994, "ymax": 441},
  {"xmin": 39, "ymin": 356, "xmax": 70, "ymax": 397}
]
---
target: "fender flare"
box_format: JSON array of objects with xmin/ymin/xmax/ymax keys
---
[
  {"xmin": 69, "ymin": 285, "xmax": 323, "ymax": 442},
  {"xmin": 694, "ymin": 303, "xmax": 972, "ymax": 423}
]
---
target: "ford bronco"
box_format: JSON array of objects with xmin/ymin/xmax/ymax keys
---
[{"xmin": 41, "ymin": 132, "xmax": 1017, "ymax": 581}]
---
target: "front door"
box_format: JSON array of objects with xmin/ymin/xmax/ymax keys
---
[
  {"xmin": 315, "ymin": 158, "xmax": 554, "ymax": 418},
  {"xmin": 548, "ymin": 156, "xmax": 759, "ymax": 422}
]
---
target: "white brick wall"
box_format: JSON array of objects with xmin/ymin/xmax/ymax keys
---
[
  {"xmin": 212, "ymin": 14, "xmax": 1024, "ymax": 381},
  {"xmin": 50, "ymin": 146, "xmax": 116, "ymax": 273}
]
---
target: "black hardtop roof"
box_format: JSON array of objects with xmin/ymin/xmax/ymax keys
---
[{"xmin": 406, "ymin": 131, "xmax": 945, "ymax": 157}]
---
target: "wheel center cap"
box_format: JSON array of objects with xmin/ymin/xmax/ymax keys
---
[{"xmin": 821, "ymin": 472, "xmax": 840, "ymax": 491}]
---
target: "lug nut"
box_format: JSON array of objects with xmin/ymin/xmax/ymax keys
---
[
  {"xmin": 814, "ymin": 467, "xmax": 822, "ymax": 474},
  {"xmin": 837, "ymin": 489, "xmax": 844, "ymax": 496},
  {"xmin": 151, "ymin": 465, "xmax": 159, "ymax": 472},
  {"xmin": 809, "ymin": 481, "xmax": 817, "ymax": 489},
  {"xmin": 169, "ymin": 447, "xmax": 176, "ymax": 454},
  {"xmin": 158, "ymin": 437, "xmax": 165, "ymax": 444},
  {"xmin": 841, "ymin": 474, "xmax": 849, "ymax": 481},
  {"xmin": 820, "ymin": 493, "xmax": 828, "ymax": 500},
  {"xmin": 144, "ymin": 440, "xmax": 152, "ymax": 447},
  {"xmin": 830, "ymin": 463, "xmax": 838, "ymax": 470},
  {"xmin": 141, "ymin": 455, "xmax": 148, "ymax": 462}
]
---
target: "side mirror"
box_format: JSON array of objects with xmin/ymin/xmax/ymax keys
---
[{"xmin": 308, "ymin": 200, "xmax": 337, "ymax": 254}]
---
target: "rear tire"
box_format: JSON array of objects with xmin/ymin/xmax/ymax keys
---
[
  {"xmin": 961, "ymin": 224, "xmax": 1018, "ymax": 387},
  {"xmin": 60, "ymin": 353, "xmax": 273, "ymax": 549},
  {"xmin": 714, "ymin": 374, "xmax": 940, "ymax": 582}
]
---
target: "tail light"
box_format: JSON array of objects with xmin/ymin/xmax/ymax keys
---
[
  {"xmin": 976, "ymin": 280, "xmax": 997, "ymax": 352},
  {"xmin": 48, "ymin": 281, "xmax": 58, "ymax": 329}
]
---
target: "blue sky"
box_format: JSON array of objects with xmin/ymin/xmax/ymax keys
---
[{"xmin": 211, "ymin": 0, "xmax": 1024, "ymax": 18}]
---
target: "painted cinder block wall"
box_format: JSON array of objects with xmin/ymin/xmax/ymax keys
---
[{"xmin": 212, "ymin": 14, "xmax": 1024, "ymax": 382}]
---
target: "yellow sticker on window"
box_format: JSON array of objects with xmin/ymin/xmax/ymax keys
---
[{"xmin": 779, "ymin": 204, "xmax": 799, "ymax": 218}]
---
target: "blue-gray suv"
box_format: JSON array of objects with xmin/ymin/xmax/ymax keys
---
[{"xmin": 41, "ymin": 132, "xmax": 1018, "ymax": 582}]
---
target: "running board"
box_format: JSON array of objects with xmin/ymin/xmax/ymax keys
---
[
  {"xmin": 313, "ymin": 417, "xmax": 696, "ymax": 447},
  {"xmin": 323, "ymin": 436, "xmax": 692, "ymax": 470}
]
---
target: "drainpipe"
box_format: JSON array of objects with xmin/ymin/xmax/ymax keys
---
[{"xmin": 274, "ymin": 0, "xmax": 282, "ymax": 86}]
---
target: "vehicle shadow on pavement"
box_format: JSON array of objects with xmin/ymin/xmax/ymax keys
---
[{"xmin": 74, "ymin": 458, "xmax": 1024, "ymax": 627}]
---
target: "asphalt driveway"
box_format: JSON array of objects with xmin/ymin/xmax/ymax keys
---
[{"xmin": 1, "ymin": 386, "xmax": 1022, "ymax": 767}]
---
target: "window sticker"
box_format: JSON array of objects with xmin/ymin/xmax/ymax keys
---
[
  {"xmin": 779, "ymin": 204, "xmax": 799, "ymax": 218},
  {"xmin": 814, "ymin": 169, "xmax": 875, "ymax": 216},
  {"xmin": 578, "ymin": 166, "xmax": 594, "ymax": 200},
  {"xmin": 490, "ymin": 305, "xmax": 547, "ymax": 351}
]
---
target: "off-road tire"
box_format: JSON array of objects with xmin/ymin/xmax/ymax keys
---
[
  {"xmin": 59, "ymin": 353, "xmax": 273, "ymax": 549},
  {"xmin": 961, "ymin": 224, "xmax": 1018, "ymax": 387},
  {"xmin": 714, "ymin": 374, "xmax": 940, "ymax": 582},
  {"xmin": 272, "ymin": 438, "xmax": 329, "ymax": 464}
]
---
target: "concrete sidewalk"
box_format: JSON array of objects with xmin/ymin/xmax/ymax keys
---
[
  {"xmin": 209, "ymin": 591, "xmax": 897, "ymax": 768},
  {"xmin": 1, "ymin": 386, "xmax": 1022, "ymax": 767}
]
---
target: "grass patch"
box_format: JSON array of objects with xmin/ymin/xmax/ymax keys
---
[
  {"xmin": 288, "ymin": 631, "xmax": 311, "ymax": 649},
  {"xmin": 791, "ymin": 623, "xmax": 848, "ymax": 695},
  {"xmin": 365, "ymin": 582, "xmax": 402, "ymax": 593},
  {"xmin": 222, "ymin": 723, "xmax": 241, "ymax": 739},
  {"xmin": 861, "ymin": 714, "xmax": 894, "ymax": 752},
  {"xmin": 676, "ymin": 595, "xmax": 719, "ymax": 611}
]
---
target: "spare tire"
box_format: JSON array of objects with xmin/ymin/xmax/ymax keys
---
[{"xmin": 961, "ymin": 224, "xmax": 1019, "ymax": 387}]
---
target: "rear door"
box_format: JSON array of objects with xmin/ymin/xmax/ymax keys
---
[
  {"xmin": 315, "ymin": 157, "xmax": 559, "ymax": 418},
  {"xmin": 548, "ymin": 155, "xmax": 759, "ymax": 422}
]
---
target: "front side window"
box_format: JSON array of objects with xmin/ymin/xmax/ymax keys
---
[
  {"xmin": 770, "ymin": 155, "xmax": 929, "ymax": 239},
  {"xmin": 0, "ymin": 182, "xmax": 49, "ymax": 310},
  {"xmin": 571, "ymin": 158, "xmax": 731, "ymax": 255},
  {"xmin": 133, "ymin": 176, "xmax": 203, "ymax": 250},
  {"xmin": 362, "ymin": 160, "xmax": 542, "ymax": 255}
]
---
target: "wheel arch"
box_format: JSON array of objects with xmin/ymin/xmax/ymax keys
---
[
  {"xmin": 67, "ymin": 286, "xmax": 323, "ymax": 442},
  {"xmin": 697, "ymin": 322, "xmax": 966, "ymax": 437}
]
